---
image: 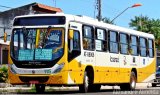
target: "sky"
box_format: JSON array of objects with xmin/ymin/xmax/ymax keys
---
[{"xmin": 0, "ymin": 0, "xmax": 160, "ymax": 28}]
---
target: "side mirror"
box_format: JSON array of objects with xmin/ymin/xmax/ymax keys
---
[
  {"xmin": 4, "ymin": 32, "xmax": 7, "ymax": 42},
  {"xmin": 69, "ymin": 29, "xmax": 74, "ymax": 39}
]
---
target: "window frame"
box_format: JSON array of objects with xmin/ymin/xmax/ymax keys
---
[
  {"xmin": 139, "ymin": 37, "xmax": 147, "ymax": 57},
  {"xmin": 148, "ymin": 39, "xmax": 154, "ymax": 58},
  {"xmin": 130, "ymin": 35, "xmax": 139, "ymax": 56},
  {"xmin": 82, "ymin": 25, "xmax": 95, "ymax": 51},
  {"xmin": 108, "ymin": 30, "xmax": 119, "ymax": 54},
  {"xmin": 95, "ymin": 27, "xmax": 108, "ymax": 52},
  {"xmin": 73, "ymin": 30, "xmax": 81, "ymax": 51},
  {"xmin": 119, "ymin": 33, "xmax": 129, "ymax": 55}
]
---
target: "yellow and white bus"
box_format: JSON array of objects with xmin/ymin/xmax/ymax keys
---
[{"xmin": 8, "ymin": 13, "xmax": 156, "ymax": 93}]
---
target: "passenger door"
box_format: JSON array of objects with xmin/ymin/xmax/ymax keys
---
[{"xmin": 68, "ymin": 22, "xmax": 83, "ymax": 84}]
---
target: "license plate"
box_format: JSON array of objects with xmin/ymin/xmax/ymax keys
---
[{"xmin": 29, "ymin": 81, "xmax": 39, "ymax": 84}]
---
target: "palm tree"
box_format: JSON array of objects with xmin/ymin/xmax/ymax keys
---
[
  {"xmin": 129, "ymin": 15, "xmax": 160, "ymax": 49},
  {"xmin": 147, "ymin": 19, "xmax": 160, "ymax": 47},
  {"xmin": 129, "ymin": 15, "xmax": 149, "ymax": 32}
]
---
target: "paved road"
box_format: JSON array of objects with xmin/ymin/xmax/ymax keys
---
[{"xmin": 1, "ymin": 83, "xmax": 160, "ymax": 95}]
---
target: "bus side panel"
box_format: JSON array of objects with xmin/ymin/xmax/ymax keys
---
[
  {"xmin": 95, "ymin": 52, "xmax": 120, "ymax": 83},
  {"xmin": 68, "ymin": 58, "xmax": 84, "ymax": 85},
  {"xmin": 119, "ymin": 55, "xmax": 132, "ymax": 83}
]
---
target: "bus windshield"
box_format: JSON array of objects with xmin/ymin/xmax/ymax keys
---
[{"xmin": 11, "ymin": 28, "xmax": 64, "ymax": 61}]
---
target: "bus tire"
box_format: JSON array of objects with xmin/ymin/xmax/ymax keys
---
[
  {"xmin": 35, "ymin": 84, "xmax": 45, "ymax": 93},
  {"xmin": 120, "ymin": 71, "xmax": 136, "ymax": 90},
  {"xmin": 79, "ymin": 71, "xmax": 92, "ymax": 93},
  {"xmin": 92, "ymin": 84, "xmax": 101, "ymax": 92},
  {"xmin": 152, "ymin": 83, "xmax": 157, "ymax": 87}
]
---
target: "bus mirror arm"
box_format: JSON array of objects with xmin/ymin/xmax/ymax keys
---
[
  {"xmin": 4, "ymin": 32, "xmax": 7, "ymax": 42},
  {"xmin": 69, "ymin": 29, "xmax": 74, "ymax": 39}
]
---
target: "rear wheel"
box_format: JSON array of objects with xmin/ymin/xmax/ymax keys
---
[
  {"xmin": 35, "ymin": 84, "xmax": 45, "ymax": 93},
  {"xmin": 120, "ymin": 71, "xmax": 136, "ymax": 90}
]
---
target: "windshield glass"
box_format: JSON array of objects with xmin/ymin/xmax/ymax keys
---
[{"xmin": 11, "ymin": 28, "xmax": 64, "ymax": 61}]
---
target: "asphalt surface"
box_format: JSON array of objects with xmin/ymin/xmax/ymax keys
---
[{"xmin": 0, "ymin": 83, "xmax": 160, "ymax": 95}]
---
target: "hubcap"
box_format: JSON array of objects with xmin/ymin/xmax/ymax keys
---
[
  {"xmin": 85, "ymin": 75, "xmax": 89, "ymax": 88},
  {"xmin": 131, "ymin": 80, "xmax": 136, "ymax": 88},
  {"xmin": 131, "ymin": 74, "xmax": 136, "ymax": 89}
]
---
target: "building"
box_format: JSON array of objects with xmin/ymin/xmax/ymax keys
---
[
  {"xmin": 0, "ymin": 2, "xmax": 62, "ymax": 64},
  {"xmin": 0, "ymin": 40, "xmax": 9, "ymax": 65},
  {"xmin": 0, "ymin": 2, "xmax": 62, "ymax": 38}
]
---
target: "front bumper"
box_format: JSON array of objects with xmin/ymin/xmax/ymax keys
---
[{"xmin": 8, "ymin": 70, "xmax": 68, "ymax": 85}]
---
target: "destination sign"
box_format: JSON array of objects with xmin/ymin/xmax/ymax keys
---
[
  {"xmin": 35, "ymin": 49, "xmax": 52, "ymax": 60},
  {"xmin": 18, "ymin": 50, "xmax": 34, "ymax": 61}
]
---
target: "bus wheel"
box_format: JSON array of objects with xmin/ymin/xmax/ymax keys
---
[
  {"xmin": 92, "ymin": 84, "xmax": 101, "ymax": 92},
  {"xmin": 120, "ymin": 71, "xmax": 136, "ymax": 90},
  {"xmin": 79, "ymin": 71, "xmax": 92, "ymax": 93},
  {"xmin": 130, "ymin": 71, "xmax": 137, "ymax": 90},
  {"xmin": 152, "ymin": 83, "xmax": 157, "ymax": 87},
  {"xmin": 35, "ymin": 84, "xmax": 45, "ymax": 93}
]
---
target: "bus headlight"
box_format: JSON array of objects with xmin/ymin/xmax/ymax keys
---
[{"xmin": 52, "ymin": 63, "xmax": 64, "ymax": 73}]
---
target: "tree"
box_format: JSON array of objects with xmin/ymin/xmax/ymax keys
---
[
  {"xmin": 102, "ymin": 17, "xmax": 115, "ymax": 24},
  {"xmin": 129, "ymin": 15, "xmax": 149, "ymax": 32},
  {"xmin": 147, "ymin": 19, "xmax": 160, "ymax": 47},
  {"xmin": 129, "ymin": 15, "xmax": 160, "ymax": 49}
]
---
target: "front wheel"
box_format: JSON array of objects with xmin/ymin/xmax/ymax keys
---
[
  {"xmin": 79, "ymin": 71, "xmax": 93, "ymax": 93},
  {"xmin": 92, "ymin": 84, "xmax": 101, "ymax": 92},
  {"xmin": 152, "ymin": 83, "xmax": 157, "ymax": 87},
  {"xmin": 35, "ymin": 84, "xmax": 45, "ymax": 93}
]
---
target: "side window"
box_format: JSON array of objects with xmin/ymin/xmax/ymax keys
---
[
  {"xmin": 120, "ymin": 33, "xmax": 129, "ymax": 54},
  {"xmin": 95, "ymin": 28, "xmax": 107, "ymax": 51},
  {"xmin": 130, "ymin": 35, "xmax": 139, "ymax": 56},
  {"xmin": 73, "ymin": 31, "xmax": 80, "ymax": 50},
  {"xmin": 83, "ymin": 25, "xmax": 95, "ymax": 50},
  {"xmin": 140, "ymin": 37, "xmax": 147, "ymax": 57},
  {"xmin": 109, "ymin": 31, "xmax": 118, "ymax": 53},
  {"xmin": 68, "ymin": 30, "xmax": 81, "ymax": 61},
  {"xmin": 148, "ymin": 39, "xmax": 154, "ymax": 58}
]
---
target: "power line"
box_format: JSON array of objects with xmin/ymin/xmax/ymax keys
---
[
  {"xmin": 0, "ymin": 5, "xmax": 13, "ymax": 9},
  {"xmin": 53, "ymin": 0, "xmax": 56, "ymax": 7},
  {"xmin": 0, "ymin": 4, "xmax": 30, "ymax": 13}
]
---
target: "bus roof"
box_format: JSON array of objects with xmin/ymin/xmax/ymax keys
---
[{"xmin": 14, "ymin": 13, "xmax": 154, "ymax": 39}]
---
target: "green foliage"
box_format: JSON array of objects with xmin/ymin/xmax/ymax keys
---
[
  {"xmin": 129, "ymin": 15, "xmax": 149, "ymax": 32},
  {"xmin": 129, "ymin": 15, "xmax": 160, "ymax": 49},
  {"xmin": 0, "ymin": 65, "xmax": 8, "ymax": 83},
  {"xmin": 28, "ymin": 85, "xmax": 36, "ymax": 92},
  {"xmin": 102, "ymin": 17, "xmax": 115, "ymax": 24}
]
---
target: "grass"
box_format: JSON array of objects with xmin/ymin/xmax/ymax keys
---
[{"xmin": 28, "ymin": 84, "xmax": 36, "ymax": 93}]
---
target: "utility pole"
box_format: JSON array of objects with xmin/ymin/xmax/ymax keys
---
[
  {"xmin": 53, "ymin": 0, "xmax": 56, "ymax": 7},
  {"xmin": 97, "ymin": 0, "xmax": 102, "ymax": 21}
]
